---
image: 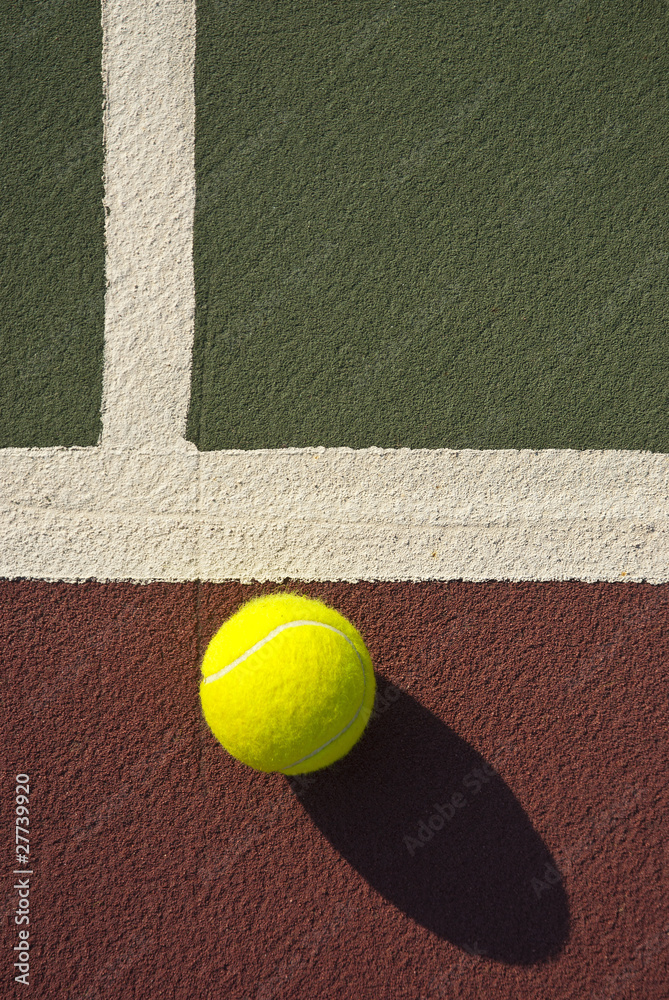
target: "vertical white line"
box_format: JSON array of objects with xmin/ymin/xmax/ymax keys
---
[{"xmin": 100, "ymin": 0, "xmax": 197, "ymax": 452}]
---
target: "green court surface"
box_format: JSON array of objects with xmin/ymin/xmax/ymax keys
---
[
  {"xmin": 189, "ymin": 1, "xmax": 668, "ymax": 452},
  {"xmin": 0, "ymin": 0, "xmax": 104, "ymax": 448}
]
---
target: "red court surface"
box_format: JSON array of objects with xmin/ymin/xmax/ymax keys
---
[{"xmin": 3, "ymin": 579, "xmax": 668, "ymax": 998}]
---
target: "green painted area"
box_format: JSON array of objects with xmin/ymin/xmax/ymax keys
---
[
  {"xmin": 190, "ymin": 1, "xmax": 668, "ymax": 451},
  {"xmin": 0, "ymin": 0, "xmax": 104, "ymax": 448}
]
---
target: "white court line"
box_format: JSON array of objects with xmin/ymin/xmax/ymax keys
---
[
  {"xmin": 100, "ymin": 0, "xmax": 196, "ymax": 450},
  {"xmin": 0, "ymin": 0, "xmax": 667, "ymax": 584}
]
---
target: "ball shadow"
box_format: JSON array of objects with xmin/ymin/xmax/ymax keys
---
[{"xmin": 287, "ymin": 677, "xmax": 569, "ymax": 964}]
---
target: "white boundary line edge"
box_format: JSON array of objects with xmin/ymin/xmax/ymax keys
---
[{"xmin": 0, "ymin": 0, "xmax": 667, "ymax": 585}]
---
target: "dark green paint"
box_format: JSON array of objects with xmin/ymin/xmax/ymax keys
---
[
  {"xmin": 190, "ymin": 1, "xmax": 668, "ymax": 451},
  {"xmin": 0, "ymin": 0, "xmax": 104, "ymax": 447}
]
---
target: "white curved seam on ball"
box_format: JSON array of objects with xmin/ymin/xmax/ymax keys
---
[
  {"xmin": 201, "ymin": 619, "xmax": 369, "ymax": 772},
  {"xmin": 202, "ymin": 620, "xmax": 357, "ymax": 685},
  {"xmin": 280, "ymin": 669, "xmax": 367, "ymax": 772},
  {"xmin": 279, "ymin": 629, "xmax": 367, "ymax": 772}
]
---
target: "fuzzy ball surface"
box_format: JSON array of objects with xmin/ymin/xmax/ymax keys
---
[{"xmin": 199, "ymin": 593, "xmax": 377, "ymax": 774}]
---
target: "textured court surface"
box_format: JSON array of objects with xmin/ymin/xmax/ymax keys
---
[
  {"xmin": 0, "ymin": 0, "xmax": 104, "ymax": 448},
  {"xmin": 190, "ymin": 1, "xmax": 668, "ymax": 451},
  {"xmin": 2, "ymin": 580, "xmax": 668, "ymax": 998}
]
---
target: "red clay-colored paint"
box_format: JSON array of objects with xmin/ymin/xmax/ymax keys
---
[{"xmin": 2, "ymin": 580, "xmax": 667, "ymax": 998}]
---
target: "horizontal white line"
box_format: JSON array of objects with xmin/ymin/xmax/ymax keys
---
[{"xmin": 0, "ymin": 446, "xmax": 666, "ymax": 582}]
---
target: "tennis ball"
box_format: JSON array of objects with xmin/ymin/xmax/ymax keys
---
[{"xmin": 199, "ymin": 593, "xmax": 376, "ymax": 775}]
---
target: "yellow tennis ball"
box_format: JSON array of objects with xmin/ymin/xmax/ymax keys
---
[{"xmin": 199, "ymin": 593, "xmax": 376, "ymax": 775}]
